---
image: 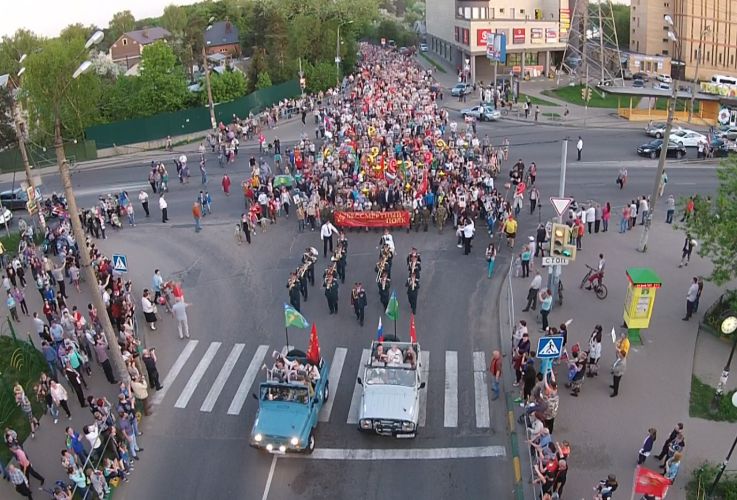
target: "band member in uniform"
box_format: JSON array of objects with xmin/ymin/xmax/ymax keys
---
[
  {"xmin": 336, "ymin": 231, "xmax": 348, "ymax": 283},
  {"xmin": 287, "ymin": 272, "xmax": 301, "ymax": 311},
  {"xmin": 303, "ymin": 247, "xmax": 317, "ymax": 286},
  {"xmin": 377, "ymin": 271, "xmax": 391, "ymax": 310},
  {"xmin": 406, "ymin": 272, "xmax": 419, "ymax": 314},
  {"xmin": 323, "ymin": 273, "xmax": 339, "ymax": 314},
  {"xmin": 337, "ymin": 231, "xmax": 348, "ymax": 259},
  {"xmin": 407, "ymin": 248, "xmax": 422, "ymax": 279},
  {"xmin": 351, "ymin": 282, "xmax": 367, "ymax": 326},
  {"xmin": 297, "ymin": 266, "xmax": 309, "ymax": 301}
]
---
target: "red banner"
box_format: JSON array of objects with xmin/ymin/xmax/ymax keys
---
[
  {"xmin": 634, "ymin": 467, "xmax": 670, "ymax": 497},
  {"xmin": 334, "ymin": 211, "xmax": 410, "ymax": 228}
]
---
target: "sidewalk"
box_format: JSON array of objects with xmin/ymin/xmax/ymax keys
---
[{"xmin": 504, "ymin": 218, "xmax": 735, "ymax": 499}]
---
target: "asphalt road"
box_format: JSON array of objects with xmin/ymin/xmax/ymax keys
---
[{"xmin": 0, "ymin": 121, "xmax": 719, "ymax": 500}]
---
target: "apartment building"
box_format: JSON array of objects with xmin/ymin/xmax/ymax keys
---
[
  {"xmin": 425, "ymin": 0, "xmax": 569, "ymax": 83},
  {"xmin": 631, "ymin": 0, "xmax": 737, "ymax": 81}
]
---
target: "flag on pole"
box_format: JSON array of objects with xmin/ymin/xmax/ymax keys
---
[
  {"xmin": 409, "ymin": 313, "xmax": 417, "ymax": 343},
  {"xmin": 284, "ymin": 303, "xmax": 310, "ymax": 329},
  {"xmin": 385, "ymin": 290, "xmax": 399, "ymax": 321},
  {"xmin": 307, "ymin": 323, "xmax": 321, "ymax": 365},
  {"xmin": 377, "ymin": 317, "xmax": 384, "ymax": 342},
  {"xmin": 633, "ymin": 466, "xmax": 670, "ymax": 498},
  {"xmin": 417, "ymin": 169, "xmax": 429, "ymax": 196}
]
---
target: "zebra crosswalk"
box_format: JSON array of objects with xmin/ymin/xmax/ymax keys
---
[{"xmin": 154, "ymin": 341, "xmax": 496, "ymax": 430}]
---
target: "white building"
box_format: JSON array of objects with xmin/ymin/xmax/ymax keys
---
[{"xmin": 425, "ymin": 0, "xmax": 570, "ymax": 83}]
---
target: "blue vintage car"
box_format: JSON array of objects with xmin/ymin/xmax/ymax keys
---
[{"xmin": 249, "ymin": 350, "xmax": 330, "ymax": 454}]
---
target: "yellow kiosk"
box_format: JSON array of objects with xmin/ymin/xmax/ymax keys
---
[{"xmin": 623, "ymin": 267, "xmax": 662, "ymax": 344}]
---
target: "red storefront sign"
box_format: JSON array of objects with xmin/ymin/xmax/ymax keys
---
[
  {"xmin": 477, "ymin": 28, "xmax": 492, "ymax": 46},
  {"xmin": 513, "ymin": 28, "xmax": 526, "ymax": 44},
  {"xmin": 334, "ymin": 211, "xmax": 411, "ymax": 228},
  {"xmin": 462, "ymin": 28, "xmax": 470, "ymax": 45}
]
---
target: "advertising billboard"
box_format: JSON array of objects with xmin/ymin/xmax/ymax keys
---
[
  {"xmin": 485, "ymin": 33, "xmax": 507, "ymax": 63},
  {"xmin": 513, "ymin": 28, "xmax": 525, "ymax": 44}
]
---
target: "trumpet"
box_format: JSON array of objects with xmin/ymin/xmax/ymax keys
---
[
  {"xmin": 288, "ymin": 276, "xmax": 299, "ymax": 289},
  {"xmin": 376, "ymin": 254, "xmax": 388, "ymax": 283},
  {"xmin": 297, "ymin": 264, "xmax": 308, "ymax": 279}
]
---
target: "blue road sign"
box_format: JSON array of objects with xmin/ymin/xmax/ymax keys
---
[
  {"xmin": 112, "ymin": 254, "xmax": 128, "ymax": 273},
  {"xmin": 536, "ymin": 336, "xmax": 564, "ymax": 359}
]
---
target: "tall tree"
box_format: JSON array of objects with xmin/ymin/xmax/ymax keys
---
[
  {"xmin": 161, "ymin": 4, "xmax": 188, "ymax": 34},
  {"xmin": 611, "ymin": 4, "xmax": 630, "ymax": 48},
  {"xmin": 0, "ymin": 29, "xmax": 43, "ymax": 76},
  {"xmin": 681, "ymin": 158, "xmax": 737, "ymax": 286},
  {"xmin": 204, "ymin": 69, "xmax": 247, "ymax": 104},
  {"xmin": 135, "ymin": 41, "xmax": 189, "ymax": 115},
  {"xmin": 0, "ymin": 86, "xmax": 17, "ymax": 150},
  {"xmin": 108, "ymin": 10, "xmax": 136, "ymax": 43}
]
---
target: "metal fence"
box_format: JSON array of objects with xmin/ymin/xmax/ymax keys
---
[
  {"xmin": 0, "ymin": 140, "xmax": 96, "ymax": 174},
  {"xmin": 85, "ymin": 80, "xmax": 301, "ymax": 149}
]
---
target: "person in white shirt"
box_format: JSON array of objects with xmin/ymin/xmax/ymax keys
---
[
  {"xmin": 159, "ymin": 195, "xmax": 168, "ymax": 223},
  {"xmin": 460, "ymin": 218, "xmax": 475, "ymax": 255},
  {"xmin": 523, "ymin": 272, "xmax": 543, "ymax": 311},
  {"xmin": 171, "ymin": 299, "xmax": 191, "ymax": 339},
  {"xmin": 386, "ymin": 345, "xmax": 403, "ymax": 365},
  {"xmin": 576, "ymin": 136, "xmax": 583, "ymax": 161},
  {"xmin": 639, "ymin": 196, "xmax": 650, "ymax": 225},
  {"xmin": 379, "ymin": 229, "xmax": 395, "ymax": 255},
  {"xmin": 683, "ymin": 277, "xmax": 700, "ymax": 320},
  {"xmin": 138, "ymin": 190, "xmax": 149, "ymax": 217},
  {"xmin": 585, "ymin": 205, "xmax": 596, "ymax": 233},
  {"xmin": 320, "ymin": 221, "xmax": 339, "ymax": 257},
  {"xmin": 141, "ymin": 289, "xmax": 157, "ymax": 330}
]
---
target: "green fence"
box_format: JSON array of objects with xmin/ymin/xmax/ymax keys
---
[
  {"xmin": 0, "ymin": 140, "xmax": 97, "ymax": 174},
  {"xmin": 85, "ymin": 80, "xmax": 301, "ymax": 149}
]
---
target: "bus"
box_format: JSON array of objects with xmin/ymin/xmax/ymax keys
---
[{"xmin": 711, "ymin": 74, "xmax": 737, "ymax": 86}]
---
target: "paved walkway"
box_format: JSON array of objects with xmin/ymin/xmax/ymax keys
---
[{"xmin": 504, "ymin": 217, "xmax": 736, "ymax": 499}]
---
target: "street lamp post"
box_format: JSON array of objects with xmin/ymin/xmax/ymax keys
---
[
  {"xmin": 638, "ymin": 17, "xmax": 680, "ymax": 253},
  {"xmin": 335, "ymin": 20, "xmax": 353, "ymax": 88},
  {"xmin": 711, "ymin": 313, "xmax": 737, "ymax": 410},
  {"xmin": 689, "ymin": 26, "xmax": 712, "ymax": 123},
  {"xmin": 708, "ymin": 386, "xmax": 737, "ymax": 498},
  {"xmin": 203, "ymin": 18, "xmax": 217, "ymax": 131},
  {"xmin": 50, "ymin": 32, "xmax": 130, "ymax": 384}
]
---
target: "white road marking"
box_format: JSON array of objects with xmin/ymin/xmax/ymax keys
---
[
  {"xmin": 418, "ymin": 350, "xmax": 430, "ymax": 427},
  {"xmin": 261, "ymin": 455, "xmax": 278, "ymax": 500},
  {"xmin": 444, "ymin": 351, "xmax": 458, "ymax": 428},
  {"xmin": 72, "ymin": 182, "xmax": 149, "ymax": 197},
  {"xmin": 346, "ymin": 348, "xmax": 370, "ymax": 424},
  {"xmin": 200, "ymin": 343, "xmax": 245, "ymax": 412},
  {"xmin": 319, "ymin": 347, "xmax": 347, "ymax": 422},
  {"xmin": 286, "ymin": 446, "xmax": 507, "ymax": 461},
  {"xmin": 228, "ymin": 345, "xmax": 269, "ymax": 415},
  {"xmin": 174, "ymin": 342, "xmax": 221, "ymax": 409},
  {"xmin": 151, "ymin": 340, "xmax": 199, "ymax": 405},
  {"xmin": 473, "ymin": 351, "xmax": 490, "ymax": 428}
]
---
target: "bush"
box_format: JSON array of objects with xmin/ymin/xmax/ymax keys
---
[
  {"xmin": 689, "ymin": 375, "xmax": 737, "ymax": 422},
  {"xmin": 704, "ymin": 290, "xmax": 737, "ymax": 336},
  {"xmin": 0, "ymin": 334, "xmax": 47, "ymax": 463},
  {"xmin": 688, "ymin": 462, "xmax": 737, "ymax": 500}
]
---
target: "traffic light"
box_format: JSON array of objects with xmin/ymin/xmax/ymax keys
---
[
  {"xmin": 581, "ymin": 87, "xmax": 591, "ymax": 102},
  {"xmin": 299, "ymin": 77, "xmax": 306, "ymax": 89},
  {"xmin": 550, "ymin": 223, "xmax": 577, "ymax": 261}
]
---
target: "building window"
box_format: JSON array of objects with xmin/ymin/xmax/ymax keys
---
[
  {"xmin": 732, "ymin": 54, "xmax": 735, "ymax": 65},
  {"xmin": 719, "ymin": 53, "xmax": 723, "ymax": 64},
  {"xmin": 464, "ymin": 7, "xmax": 471, "ymax": 18},
  {"xmin": 662, "ymin": 38, "xmax": 669, "ymax": 42},
  {"xmin": 122, "ymin": 38, "xmax": 128, "ymax": 46},
  {"xmin": 520, "ymin": 9, "xmax": 525, "ymax": 14},
  {"xmin": 499, "ymin": 8, "xmax": 505, "ymax": 14},
  {"xmin": 662, "ymin": 50, "xmax": 669, "ymax": 55}
]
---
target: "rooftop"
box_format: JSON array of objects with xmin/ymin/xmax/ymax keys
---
[
  {"xmin": 599, "ymin": 85, "xmax": 721, "ymax": 101},
  {"xmin": 205, "ymin": 20, "xmax": 239, "ymax": 48},
  {"xmin": 123, "ymin": 27, "xmax": 171, "ymax": 45}
]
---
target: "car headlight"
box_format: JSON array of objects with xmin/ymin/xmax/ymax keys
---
[
  {"xmin": 254, "ymin": 433, "xmax": 263, "ymax": 442},
  {"xmin": 402, "ymin": 421, "xmax": 415, "ymax": 431},
  {"xmin": 290, "ymin": 437, "xmax": 299, "ymax": 446},
  {"xmin": 279, "ymin": 445, "xmax": 287, "ymax": 453},
  {"xmin": 266, "ymin": 443, "xmax": 273, "ymax": 452},
  {"xmin": 360, "ymin": 419, "xmax": 372, "ymax": 429}
]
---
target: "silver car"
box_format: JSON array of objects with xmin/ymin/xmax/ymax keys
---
[{"xmin": 461, "ymin": 105, "xmax": 501, "ymax": 121}]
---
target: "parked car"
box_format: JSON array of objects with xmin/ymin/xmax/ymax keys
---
[
  {"xmin": 618, "ymin": 69, "xmax": 633, "ymax": 80},
  {"xmin": 653, "ymin": 81, "xmax": 671, "ymax": 90},
  {"xmin": 632, "ymin": 78, "xmax": 645, "ymax": 88},
  {"xmin": 669, "ymin": 129, "xmax": 706, "ymax": 147},
  {"xmin": 636, "ymin": 139, "xmax": 687, "ymax": 159},
  {"xmin": 0, "ymin": 188, "xmax": 30, "ymax": 211},
  {"xmin": 645, "ymin": 121, "xmax": 679, "ymax": 138},
  {"xmin": 450, "ymin": 82, "xmax": 473, "ymax": 97},
  {"xmin": 656, "ymin": 74, "xmax": 673, "ymax": 83},
  {"xmin": 460, "ymin": 104, "xmax": 501, "ymax": 121},
  {"xmin": 0, "ymin": 207, "xmax": 13, "ymax": 225},
  {"xmin": 716, "ymin": 125, "xmax": 737, "ymax": 141},
  {"xmin": 419, "ymin": 43, "xmax": 428, "ymax": 52},
  {"xmin": 632, "ymin": 72, "xmax": 650, "ymax": 82}
]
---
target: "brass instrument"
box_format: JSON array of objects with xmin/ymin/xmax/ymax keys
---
[
  {"xmin": 376, "ymin": 253, "xmax": 388, "ymax": 283},
  {"xmin": 407, "ymin": 275, "xmax": 418, "ymax": 291},
  {"xmin": 297, "ymin": 264, "xmax": 308, "ymax": 279}
]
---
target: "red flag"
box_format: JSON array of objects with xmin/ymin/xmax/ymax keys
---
[
  {"xmin": 417, "ymin": 169, "xmax": 429, "ymax": 196},
  {"xmin": 307, "ymin": 323, "xmax": 321, "ymax": 365},
  {"xmin": 634, "ymin": 466, "xmax": 670, "ymax": 497},
  {"xmin": 409, "ymin": 314, "xmax": 417, "ymax": 343}
]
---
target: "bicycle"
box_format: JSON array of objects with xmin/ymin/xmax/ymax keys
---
[{"xmin": 580, "ymin": 264, "xmax": 608, "ymax": 300}]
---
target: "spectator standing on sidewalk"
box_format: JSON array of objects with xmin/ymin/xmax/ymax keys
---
[
  {"xmin": 7, "ymin": 464, "xmax": 33, "ymax": 499},
  {"xmin": 682, "ymin": 276, "xmax": 700, "ymax": 320},
  {"xmin": 610, "ymin": 349, "xmax": 627, "ymax": 397},
  {"xmin": 655, "ymin": 422, "xmax": 684, "ymax": 461},
  {"xmin": 678, "ymin": 234, "xmax": 696, "ymax": 267},
  {"xmin": 171, "ymin": 299, "xmax": 191, "ymax": 339},
  {"xmin": 12, "ymin": 447, "xmax": 45, "ymax": 488},
  {"xmin": 539, "ymin": 289, "xmax": 553, "ymax": 331},
  {"xmin": 665, "ymin": 194, "xmax": 675, "ymax": 223},
  {"xmin": 522, "ymin": 271, "xmax": 542, "ymax": 312},
  {"xmin": 50, "ymin": 381, "xmax": 72, "ymax": 419},
  {"xmin": 489, "ymin": 351, "xmax": 502, "ymax": 400},
  {"xmin": 93, "ymin": 336, "xmax": 118, "ymax": 385},
  {"xmin": 637, "ymin": 428, "xmax": 657, "ymax": 464},
  {"xmin": 142, "ymin": 349, "xmax": 163, "ymax": 390},
  {"xmin": 131, "ymin": 376, "xmax": 151, "ymax": 416}
]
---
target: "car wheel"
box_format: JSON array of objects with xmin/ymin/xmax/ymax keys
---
[
  {"xmin": 656, "ymin": 132, "xmax": 662, "ymax": 139},
  {"xmin": 678, "ymin": 141, "xmax": 684, "ymax": 147},
  {"xmin": 323, "ymin": 382, "xmax": 329, "ymax": 402},
  {"xmin": 650, "ymin": 151, "xmax": 657, "ymax": 159},
  {"xmin": 677, "ymin": 151, "xmax": 685, "ymax": 159},
  {"xmin": 305, "ymin": 432, "xmax": 315, "ymax": 454}
]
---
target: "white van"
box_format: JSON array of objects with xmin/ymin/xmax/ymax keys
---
[{"xmin": 712, "ymin": 74, "xmax": 737, "ymax": 85}]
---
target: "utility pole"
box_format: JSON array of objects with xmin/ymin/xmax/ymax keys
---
[
  {"xmin": 547, "ymin": 140, "xmax": 568, "ymax": 307},
  {"xmin": 10, "ymin": 97, "xmax": 46, "ymax": 232},
  {"xmin": 298, "ymin": 57, "xmax": 305, "ymax": 98},
  {"xmin": 335, "ymin": 25, "xmax": 342, "ymax": 88},
  {"xmin": 202, "ymin": 45, "xmax": 216, "ymax": 130},
  {"xmin": 54, "ymin": 109, "xmax": 129, "ymax": 383}
]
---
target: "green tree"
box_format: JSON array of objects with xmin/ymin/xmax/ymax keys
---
[
  {"xmin": 204, "ymin": 68, "xmax": 247, "ymax": 104},
  {"xmin": 256, "ymin": 71, "xmax": 272, "ymax": 90},
  {"xmin": 100, "ymin": 76, "xmax": 143, "ymax": 121},
  {"xmin": 681, "ymin": 158, "xmax": 737, "ymax": 285},
  {"xmin": 0, "ymin": 29, "xmax": 43, "ymax": 77},
  {"xmin": 108, "ymin": 10, "xmax": 136, "ymax": 43},
  {"xmin": 21, "ymin": 36, "xmax": 103, "ymax": 141},
  {"xmin": 0, "ymin": 86, "xmax": 17, "ymax": 149},
  {"xmin": 303, "ymin": 61, "xmax": 336, "ymax": 93},
  {"xmin": 611, "ymin": 3, "xmax": 630, "ymax": 48},
  {"xmin": 161, "ymin": 4, "xmax": 188, "ymax": 34},
  {"xmin": 135, "ymin": 41, "xmax": 189, "ymax": 115}
]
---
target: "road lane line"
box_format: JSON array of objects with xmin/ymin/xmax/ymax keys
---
[
  {"xmin": 261, "ymin": 455, "xmax": 278, "ymax": 500},
  {"xmin": 444, "ymin": 351, "xmax": 458, "ymax": 428},
  {"xmin": 285, "ymin": 446, "xmax": 507, "ymax": 461},
  {"xmin": 346, "ymin": 348, "xmax": 370, "ymax": 424},
  {"xmin": 473, "ymin": 351, "xmax": 491, "ymax": 428},
  {"xmin": 151, "ymin": 340, "xmax": 198, "ymax": 405},
  {"xmin": 319, "ymin": 347, "xmax": 347, "ymax": 422},
  {"xmin": 174, "ymin": 342, "xmax": 221, "ymax": 409},
  {"xmin": 418, "ymin": 350, "xmax": 430, "ymax": 427},
  {"xmin": 200, "ymin": 343, "xmax": 245, "ymax": 412},
  {"xmin": 228, "ymin": 345, "xmax": 269, "ymax": 415}
]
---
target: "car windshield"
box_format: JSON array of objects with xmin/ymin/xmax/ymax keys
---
[
  {"xmin": 649, "ymin": 139, "xmax": 663, "ymax": 147},
  {"xmin": 364, "ymin": 367, "xmax": 416, "ymax": 387},
  {"xmin": 260, "ymin": 385, "xmax": 309, "ymax": 404}
]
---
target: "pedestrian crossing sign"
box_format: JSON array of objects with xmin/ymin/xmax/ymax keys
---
[
  {"xmin": 536, "ymin": 336, "xmax": 564, "ymax": 359},
  {"xmin": 112, "ymin": 254, "xmax": 128, "ymax": 273}
]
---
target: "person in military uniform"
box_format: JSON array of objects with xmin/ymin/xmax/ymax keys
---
[
  {"xmin": 406, "ymin": 272, "xmax": 419, "ymax": 314},
  {"xmin": 412, "ymin": 207, "xmax": 423, "ymax": 233},
  {"xmin": 351, "ymin": 282, "xmax": 367, "ymax": 326},
  {"xmin": 287, "ymin": 272, "xmax": 301, "ymax": 311},
  {"xmin": 377, "ymin": 271, "xmax": 391, "ymax": 310},
  {"xmin": 298, "ymin": 267, "xmax": 309, "ymax": 301},
  {"xmin": 421, "ymin": 204, "xmax": 431, "ymax": 232},
  {"xmin": 407, "ymin": 249, "xmax": 422, "ymax": 280},
  {"xmin": 435, "ymin": 203, "xmax": 448, "ymax": 233},
  {"xmin": 303, "ymin": 247, "xmax": 316, "ymax": 286},
  {"xmin": 323, "ymin": 273, "xmax": 339, "ymax": 314}
]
